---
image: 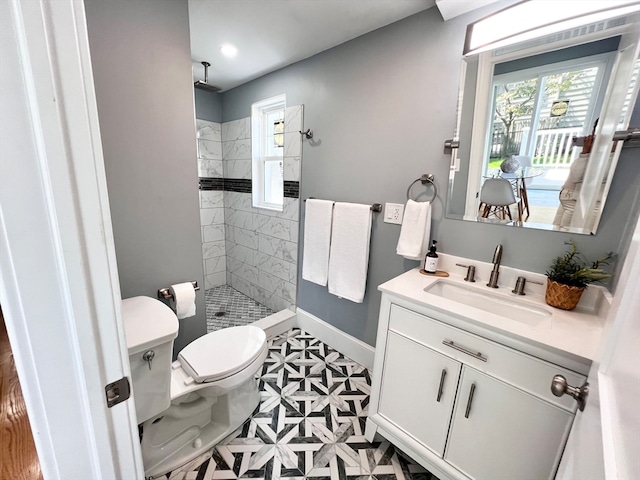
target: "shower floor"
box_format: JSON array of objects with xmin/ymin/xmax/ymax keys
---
[{"xmin": 205, "ymin": 285, "xmax": 274, "ymax": 332}]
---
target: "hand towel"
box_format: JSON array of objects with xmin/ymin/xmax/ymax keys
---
[
  {"xmin": 396, "ymin": 200, "xmax": 431, "ymax": 260},
  {"xmin": 302, "ymin": 199, "xmax": 335, "ymax": 286},
  {"xmin": 327, "ymin": 202, "xmax": 372, "ymax": 303}
]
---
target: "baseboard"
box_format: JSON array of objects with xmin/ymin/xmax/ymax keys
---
[
  {"xmin": 295, "ymin": 308, "xmax": 375, "ymax": 371},
  {"xmin": 254, "ymin": 308, "xmax": 297, "ymax": 339}
]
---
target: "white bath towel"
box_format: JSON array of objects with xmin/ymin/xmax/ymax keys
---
[
  {"xmin": 327, "ymin": 202, "xmax": 372, "ymax": 303},
  {"xmin": 302, "ymin": 199, "xmax": 335, "ymax": 286},
  {"xmin": 396, "ymin": 200, "xmax": 431, "ymax": 260}
]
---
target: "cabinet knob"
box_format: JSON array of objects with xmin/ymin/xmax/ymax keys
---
[{"xmin": 550, "ymin": 375, "xmax": 589, "ymax": 411}]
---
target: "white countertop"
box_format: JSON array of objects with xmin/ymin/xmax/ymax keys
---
[{"xmin": 378, "ymin": 254, "xmax": 610, "ymax": 372}]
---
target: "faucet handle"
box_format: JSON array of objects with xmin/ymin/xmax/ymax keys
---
[
  {"xmin": 512, "ymin": 276, "xmax": 543, "ymax": 295},
  {"xmin": 456, "ymin": 263, "xmax": 476, "ymax": 282}
]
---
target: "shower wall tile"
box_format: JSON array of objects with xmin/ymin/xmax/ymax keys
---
[
  {"xmin": 200, "ymin": 207, "xmax": 224, "ymax": 226},
  {"xmin": 226, "ymin": 225, "xmax": 259, "ymax": 250},
  {"xmin": 198, "ymin": 139, "xmax": 222, "ymax": 160},
  {"xmin": 200, "ymin": 191, "xmax": 224, "ymax": 208},
  {"xmin": 196, "ymin": 119, "xmax": 221, "ymax": 141},
  {"xmin": 204, "ymin": 272, "xmax": 226, "ymax": 290},
  {"xmin": 205, "ymin": 256, "xmax": 226, "ymax": 275},
  {"xmin": 227, "ymin": 243, "xmax": 255, "ymax": 265},
  {"xmin": 283, "ymin": 132, "xmax": 302, "ymax": 158},
  {"xmin": 222, "ymin": 139, "xmax": 251, "ymax": 161},
  {"xmin": 224, "ymin": 159, "xmax": 252, "ymax": 179},
  {"xmin": 283, "ymin": 156, "xmax": 300, "ymax": 182},
  {"xmin": 202, "ymin": 225, "xmax": 225, "ymax": 243},
  {"xmin": 198, "ymin": 159, "xmax": 223, "ymax": 179},
  {"xmin": 284, "ymin": 105, "xmax": 302, "ymax": 133},
  {"xmin": 202, "ymin": 240, "xmax": 225, "ymax": 259},
  {"xmin": 222, "ymin": 118, "xmax": 250, "ymax": 142}
]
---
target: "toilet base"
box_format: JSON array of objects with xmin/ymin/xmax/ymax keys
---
[{"xmin": 141, "ymin": 377, "xmax": 260, "ymax": 479}]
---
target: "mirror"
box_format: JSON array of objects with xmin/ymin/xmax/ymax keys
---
[{"xmin": 446, "ymin": 5, "xmax": 640, "ymax": 234}]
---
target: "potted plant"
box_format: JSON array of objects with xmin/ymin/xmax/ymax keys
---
[{"xmin": 545, "ymin": 240, "xmax": 613, "ymax": 310}]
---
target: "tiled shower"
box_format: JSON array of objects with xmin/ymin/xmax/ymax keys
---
[{"xmin": 196, "ymin": 106, "xmax": 303, "ymax": 330}]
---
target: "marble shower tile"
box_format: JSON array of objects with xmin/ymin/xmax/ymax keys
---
[
  {"xmin": 200, "ymin": 191, "xmax": 224, "ymax": 208},
  {"xmin": 202, "ymin": 240, "xmax": 225, "ymax": 259},
  {"xmin": 224, "ymin": 159, "xmax": 252, "ymax": 179},
  {"xmin": 202, "ymin": 225, "xmax": 225, "ymax": 243},
  {"xmin": 205, "ymin": 256, "xmax": 226, "ymax": 274},
  {"xmin": 283, "ymin": 156, "xmax": 300, "ymax": 182},
  {"xmin": 284, "ymin": 105, "xmax": 303, "ymax": 133},
  {"xmin": 198, "ymin": 139, "xmax": 222, "ymax": 160},
  {"xmin": 222, "ymin": 118, "xmax": 249, "ymax": 142},
  {"xmin": 226, "ymin": 243, "xmax": 255, "ymax": 265},
  {"xmin": 227, "ymin": 225, "xmax": 259, "ymax": 250},
  {"xmin": 198, "ymin": 159, "xmax": 223, "ymax": 178},
  {"xmin": 200, "ymin": 208, "xmax": 224, "ymax": 226},
  {"xmin": 204, "ymin": 272, "xmax": 226, "ymax": 290},
  {"xmin": 196, "ymin": 119, "xmax": 221, "ymax": 141},
  {"xmin": 222, "ymin": 139, "xmax": 251, "ymax": 161}
]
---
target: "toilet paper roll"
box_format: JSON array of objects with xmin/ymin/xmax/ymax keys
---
[{"xmin": 169, "ymin": 282, "xmax": 196, "ymax": 319}]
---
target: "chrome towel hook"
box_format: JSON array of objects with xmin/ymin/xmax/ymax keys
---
[{"xmin": 299, "ymin": 128, "xmax": 313, "ymax": 139}]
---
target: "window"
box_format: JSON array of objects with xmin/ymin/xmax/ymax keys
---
[{"xmin": 251, "ymin": 95, "xmax": 285, "ymax": 211}]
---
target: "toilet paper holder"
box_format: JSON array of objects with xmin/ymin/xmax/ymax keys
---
[{"xmin": 157, "ymin": 281, "xmax": 200, "ymax": 300}]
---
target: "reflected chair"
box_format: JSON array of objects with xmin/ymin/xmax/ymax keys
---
[
  {"xmin": 478, "ymin": 178, "xmax": 522, "ymax": 222},
  {"xmin": 511, "ymin": 155, "xmax": 532, "ymax": 219}
]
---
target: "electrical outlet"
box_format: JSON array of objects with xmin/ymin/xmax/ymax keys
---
[{"xmin": 384, "ymin": 203, "xmax": 404, "ymax": 225}]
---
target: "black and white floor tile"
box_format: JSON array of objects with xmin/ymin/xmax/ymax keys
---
[
  {"xmin": 205, "ymin": 285, "xmax": 274, "ymax": 332},
  {"xmin": 167, "ymin": 329, "xmax": 438, "ymax": 480}
]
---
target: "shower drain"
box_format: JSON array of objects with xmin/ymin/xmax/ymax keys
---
[{"xmin": 214, "ymin": 311, "xmax": 226, "ymax": 317}]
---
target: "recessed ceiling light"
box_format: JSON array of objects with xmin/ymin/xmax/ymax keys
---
[{"xmin": 220, "ymin": 43, "xmax": 238, "ymax": 58}]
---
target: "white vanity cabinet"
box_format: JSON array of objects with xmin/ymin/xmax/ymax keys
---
[{"xmin": 366, "ymin": 297, "xmax": 586, "ymax": 480}]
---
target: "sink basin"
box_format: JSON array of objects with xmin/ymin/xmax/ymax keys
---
[{"xmin": 424, "ymin": 280, "xmax": 552, "ymax": 328}]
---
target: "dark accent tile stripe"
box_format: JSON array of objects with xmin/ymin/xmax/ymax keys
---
[
  {"xmin": 199, "ymin": 177, "xmax": 224, "ymax": 191},
  {"xmin": 224, "ymin": 178, "xmax": 253, "ymax": 193},
  {"xmin": 284, "ymin": 181, "xmax": 299, "ymax": 198},
  {"xmin": 199, "ymin": 177, "xmax": 300, "ymax": 198}
]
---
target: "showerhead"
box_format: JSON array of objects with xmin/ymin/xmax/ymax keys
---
[{"xmin": 194, "ymin": 61, "xmax": 221, "ymax": 92}]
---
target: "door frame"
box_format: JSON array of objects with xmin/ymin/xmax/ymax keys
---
[{"xmin": 0, "ymin": 1, "xmax": 141, "ymax": 477}]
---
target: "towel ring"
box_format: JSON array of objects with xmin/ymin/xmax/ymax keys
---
[{"xmin": 407, "ymin": 174, "xmax": 437, "ymax": 203}]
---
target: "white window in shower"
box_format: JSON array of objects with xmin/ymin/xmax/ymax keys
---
[{"xmin": 251, "ymin": 94, "xmax": 285, "ymax": 211}]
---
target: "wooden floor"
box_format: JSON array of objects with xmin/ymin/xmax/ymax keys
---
[{"xmin": 1, "ymin": 309, "xmax": 43, "ymax": 480}]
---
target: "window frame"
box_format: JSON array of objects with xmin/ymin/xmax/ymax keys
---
[{"xmin": 251, "ymin": 94, "xmax": 286, "ymax": 211}]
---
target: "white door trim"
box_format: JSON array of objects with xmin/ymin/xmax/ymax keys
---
[{"xmin": 0, "ymin": 1, "xmax": 141, "ymax": 477}]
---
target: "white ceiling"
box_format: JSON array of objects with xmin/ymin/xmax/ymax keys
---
[{"xmin": 188, "ymin": 0, "xmax": 438, "ymax": 92}]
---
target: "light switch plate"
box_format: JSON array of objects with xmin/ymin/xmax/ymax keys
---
[{"xmin": 384, "ymin": 203, "xmax": 404, "ymax": 224}]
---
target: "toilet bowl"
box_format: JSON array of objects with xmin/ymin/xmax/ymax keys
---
[{"xmin": 122, "ymin": 296, "xmax": 268, "ymax": 479}]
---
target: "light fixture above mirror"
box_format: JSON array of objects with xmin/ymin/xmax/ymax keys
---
[{"xmin": 464, "ymin": 0, "xmax": 640, "ymax": 56}]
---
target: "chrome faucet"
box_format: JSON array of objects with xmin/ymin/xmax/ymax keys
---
[{"xmin": 487, "ymin": 244, "xmax": 503, "ymax": 288}]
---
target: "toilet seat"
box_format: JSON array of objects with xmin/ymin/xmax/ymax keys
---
[{"xmin": 178, "ymin": 326, "xmax": 266, "ymax": 383}]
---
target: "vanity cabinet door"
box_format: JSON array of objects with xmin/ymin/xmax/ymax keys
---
[
  {"xmin": 379, "ymin": 331, "xmax": 462, "ymax": 457},
  {"xmin": 445, "ymin": 367, "xmax": 573, "ymax": 480}
]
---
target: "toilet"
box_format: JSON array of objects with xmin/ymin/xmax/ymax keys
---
[{"xmin": 122, "ymin": 296, "xmax": 268, "ymax": 478}]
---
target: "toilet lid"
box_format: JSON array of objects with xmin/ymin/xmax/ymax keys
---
[{"xmin": 178, "ymin": 326, "xmax": 266, "ymax": 383}]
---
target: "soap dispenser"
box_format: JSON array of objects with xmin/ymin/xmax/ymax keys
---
[{"xmin": 425, "ymin": 240, "xmax": 439, "ymax": 274}]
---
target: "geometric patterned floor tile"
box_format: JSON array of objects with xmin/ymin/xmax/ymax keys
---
[{"xmin": 164, "ymin": 329, "xmax": 439, "ymax": 480}]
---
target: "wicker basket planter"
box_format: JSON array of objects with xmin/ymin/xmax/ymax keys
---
[{"xmin": 545, "ymin": 279, "xmax": 585, "ymax": 311}]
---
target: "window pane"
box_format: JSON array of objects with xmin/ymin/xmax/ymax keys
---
[{"xmin": 264, "ymin": 159, "xmax": 283, "ymax": 206}]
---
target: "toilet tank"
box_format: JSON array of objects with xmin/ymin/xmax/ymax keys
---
[{"xmin": 122, "ymin": 296, "xmax": 179, "ymax": 424}]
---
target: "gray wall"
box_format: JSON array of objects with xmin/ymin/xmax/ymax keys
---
[
  {"xmin": 221, "ymin": 6, "xmax": 640, "ymax": 347},
  {"xmin": 85, "ymin": 0, "xmax": 206, "ymax": 353},
  {"xmin": 195, "ymin": 89, "xmax": 222, "ymax": 122}
]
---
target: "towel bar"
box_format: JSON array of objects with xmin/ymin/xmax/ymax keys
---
[
  {"xmin": 304, "ymin": 198, "xmax": 382, "ymax": 212},
  {"xmin": 407, "ymin": 174, "xmax": 437, "ymax": 203},
  {"xmin": 157, "ymin": 281, "xmax": 200, "ymax": 300}
]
